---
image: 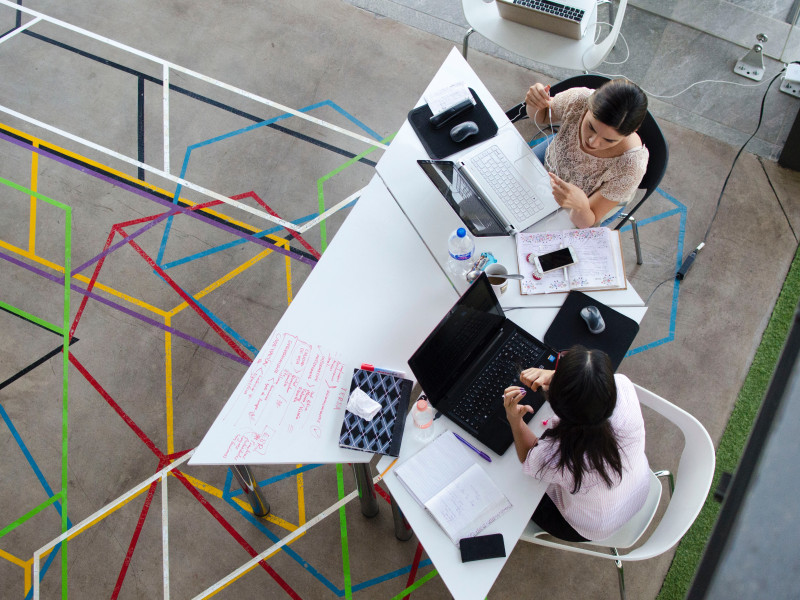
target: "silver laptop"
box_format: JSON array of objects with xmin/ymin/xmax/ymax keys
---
[
  {"xmin": 497, "ymin": 0, "xmax": 598, "ymax": 40},
  {"xmin": 418, "ymin": 129, "xmax": 559, "ymax": 237}
]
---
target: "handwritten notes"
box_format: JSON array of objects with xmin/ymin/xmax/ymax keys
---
[
  {"xmin": 516, "ymin": 228, "xmax": 626, "ymax": 294},
  {"xmin": 192, "ymin": 331, "xmax": 354, "ymax": 465}
]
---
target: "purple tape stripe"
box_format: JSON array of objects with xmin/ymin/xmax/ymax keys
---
[
  {"xmin": 0, "ymin": 130, "xmax": 317, "ymax": 269},
  {"xmin": 0, "ymin": 249, "xmax": 250, "ymax": 366}
]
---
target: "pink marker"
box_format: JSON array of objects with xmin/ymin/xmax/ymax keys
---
[{"xmin": 542, "ymin": 419, "xmax": 549, "ymax": 426}]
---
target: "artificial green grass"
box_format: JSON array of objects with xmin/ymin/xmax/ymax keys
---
[{"xmin": 656, "ymin": 240, "xmax": 800, "ymax": 599}]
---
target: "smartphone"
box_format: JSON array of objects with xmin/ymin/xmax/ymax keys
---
[
  {"xmin": 459, "ymin": 533, "xmax": 506, "ymax": 562},
  {"xmin": 532, "ymin": 246, "xmax": 578, "ymax": 274}
]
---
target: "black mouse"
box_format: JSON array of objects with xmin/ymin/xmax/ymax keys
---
[{"xmin": 449, "ymin": 121, "xmax": 479, "ymax": 143}]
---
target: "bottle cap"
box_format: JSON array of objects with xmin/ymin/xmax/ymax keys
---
[
  {"xmin": 416, "ymin": 399, "xmax": 429, "ymax": 411},
  {"xmin": 456, "ymin": 228, "xmax": 466, "ymax": 238}
]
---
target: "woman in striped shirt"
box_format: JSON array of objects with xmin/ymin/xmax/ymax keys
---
[{"xmin": 503, "ymin": 346, "xmax": 650, "ymax": 541}]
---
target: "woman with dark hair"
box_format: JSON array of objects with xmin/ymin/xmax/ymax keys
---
[
  {"xmin": 503, "ymin": 346, "xmax": 650, "ymax": 541},
  {"xmin": 523, "ymin": 79, "xmax": 649, "ymax": 228}
]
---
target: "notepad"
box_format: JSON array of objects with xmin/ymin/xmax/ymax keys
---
[
  {"xmin": 394, "ymin": 432, "xmax": 511, "ymax": 545},
  {"xmin": 516, "ymin": 227, "xmax": 627, "ymax": 294}
]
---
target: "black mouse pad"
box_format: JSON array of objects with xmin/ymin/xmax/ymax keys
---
[
  {"xmin": 408, "ymin": 88, "xmax": 498, "ymax": 159},
  {"xmin": 544, "ymin": 291, "xmax": 639, "ymax": 371}
]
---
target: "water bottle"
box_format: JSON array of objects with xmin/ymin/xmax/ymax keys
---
[
  {"xmin": 410, "ymin": 397, "xmax": 435, "ymax": 442},
  {"xmin": 447, "ymin": 227, "xmax": 475, "ymax": 279}
]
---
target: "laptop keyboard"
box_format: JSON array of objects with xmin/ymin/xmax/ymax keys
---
[
  {"xmin": 470, "ymin": 145, "xmax": 544, "ymax": 222},
  {"xmin": 514, "ymin": 0, "xmax": 585, "ymax": 23},
  {"xmin": 451, "ymin": 331, "xmax": 554, "ymax": 431}
]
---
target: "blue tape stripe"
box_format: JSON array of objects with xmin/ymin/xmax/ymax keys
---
[
  {"xmin": 227, "ymin": 464, "xmax": 324, "ymax": 498},
  {"xmin": 161, "ymin": 212, "xmax": 320, "ymax": 270},
  {"xmin": 351, "ymin": 560, "xmax": 435, "ymax": 592},
  {"xmin": 321, "ymin": 100, "xmax": 383, "ymax": 141},
  {"xmin": 625, "ymin": 188, "xmax": 687, "ymax": 356},
  {"xmin": 188, "ymin": 294, "xmax": 257, "ymax": 355}
]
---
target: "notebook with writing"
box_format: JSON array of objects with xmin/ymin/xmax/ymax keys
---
[{"xmin": 338, "ymin": 368, "xmax": 413, "ymax": 457}]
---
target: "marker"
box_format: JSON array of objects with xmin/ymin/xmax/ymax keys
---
[
  {"xmin": 360, "ymin": 363, "xmax": 406, "ymax": 379},
  {"xmin": 453, "ymin": 432, "xmax": 492, "ymax": 462}
]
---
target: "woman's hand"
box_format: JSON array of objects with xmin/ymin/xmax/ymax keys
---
[
  {"xmin": 525, "ymin": 83, "xmax": 552, "ymax": 122},
  {"xmin": 548, "ymin": 173, "xmax": 595, "ymax": 228},
  {"xmin": 503, "ymin": 385, "xmax": 533, "ymax": 425},
  {"xmin": 519, "ymin": 368, "xmax": 553, "ymax": 392}
]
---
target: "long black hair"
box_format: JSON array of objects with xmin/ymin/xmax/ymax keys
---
[
  {"xmin": 588, "ymin": 79, "xmax": 648, "ymax": 137},
  {"xmin": 539, "ymin": 346, "xmax": 623, "ymax": 493}
]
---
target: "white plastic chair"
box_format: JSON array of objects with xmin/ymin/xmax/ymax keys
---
[
  {"xmin": 461, "ymin": 0, "xmax": 628, "ymax": 72},
  {"xmin": 519, "ymin": 384, "xmax": 716, "ymax": 600}
]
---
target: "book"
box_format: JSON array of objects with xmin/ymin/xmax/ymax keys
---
[
  {"xmin": 516, "ymin": 227, "xmax": 627, "ymax": 294},
  {"xmin": 338, "ymin": 368, "xmax": 412, "ymax": 457},
  {"xmin": 394, "ymin": 432, "xmax": 512, "ymax": 545}
]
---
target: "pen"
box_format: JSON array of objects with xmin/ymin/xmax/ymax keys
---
[
  {"xmin": 453, "ymin": 432, "xmax": 492, "ymax": 462},
  {"xmin": 360, "ymin": 363, "xmax": 406, "ymax": 379}
]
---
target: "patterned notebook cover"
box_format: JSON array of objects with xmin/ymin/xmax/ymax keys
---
[{"xmin": 338, "ymin": 368, "xmax": 413, "ymax": 457}]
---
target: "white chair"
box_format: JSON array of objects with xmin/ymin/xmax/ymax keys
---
[
  {"xmin": 461, "ymin": 0, "xmax": 628, "ymax": 72},
  {"xmin": 519, "ymin": 384, "xmax": 716, "ymax": 600}
]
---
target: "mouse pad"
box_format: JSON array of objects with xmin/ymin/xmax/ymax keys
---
[
  {"xmin": 544, "ymin": 291, "xmax": 639, "ymax": 371},
  {"xmin": 408, "ymin": 88, "xmax": 498, "ymax": 159}
]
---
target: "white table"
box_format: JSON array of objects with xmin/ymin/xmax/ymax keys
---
[
  {"xmin": 377, "ymin": 48, "xmax": 646, "ymax": 313},
  {"xmin": 191, "ymin": 175, "xmax": 459, "ymax": 467}
]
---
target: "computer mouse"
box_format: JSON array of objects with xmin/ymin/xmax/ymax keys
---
[{"xmin": 450, "ymin": 121, "xmax": 480, "ymax": 143}]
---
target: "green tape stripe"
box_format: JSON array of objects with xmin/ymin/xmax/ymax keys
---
[
  {"xmin": 316, "ymin": 132, "xmax": 397, "ymax": 252},
  {"xmin": 0, "ymin": 299, "xmax": 63, "ymax": 335},
  {"xmin": 0, "ymin": 492, "xmax": 62, "ymax": 538},
  {"xmin": 0, "ymin": 175, "xmax": 70, "ymax": 211},
  {"xmin": 61, "ymin": 207, "xmax": 72, "ymax": 600},
  {"xmin": 390, "ymin": 569, "xmax": 439, "ymax": 599},
  {"xmin": 336, "ymin": 464, "xmax": 352, "ymax": 600}
]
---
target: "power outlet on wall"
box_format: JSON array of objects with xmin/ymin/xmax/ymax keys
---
[{"xmin": 780, "ymin": 63, "xmax": 800, "ymax": 98}]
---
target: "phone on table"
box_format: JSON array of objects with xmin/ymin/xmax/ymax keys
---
[
  {"xmin": 459, "ymin": 533, "xmax": 506, "ymax": 562},
  {"xmin": 531, "ymin": 246, "xmax": 578, "ymax": 274}
]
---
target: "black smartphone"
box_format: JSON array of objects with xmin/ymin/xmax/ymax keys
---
[{"xmin": 459, "ymin": 533, "xmax": 506, "ymax": 563}]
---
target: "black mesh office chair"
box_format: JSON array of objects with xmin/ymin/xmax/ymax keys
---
[{"xmin": 505, "ymin": 75, "xmax": 669, "ymax": 264}]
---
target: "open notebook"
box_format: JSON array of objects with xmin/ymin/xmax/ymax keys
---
[{"xmin": 394, "ymin": 432, "xmax": 511, "ymax": 545}]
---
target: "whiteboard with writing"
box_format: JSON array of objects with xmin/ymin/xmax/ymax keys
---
[{"xmin": 191, "ymin": 330, "xmax": 369, "ymax": 465}]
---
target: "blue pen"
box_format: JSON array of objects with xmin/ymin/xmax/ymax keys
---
[{"xmin": 453, "ymin": 432, "xmax": 492, "ymax": 462}]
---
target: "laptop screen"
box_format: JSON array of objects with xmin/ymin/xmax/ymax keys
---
[
  {"xmin": 417, "ymin": 160, "xmax": 508, "ymax": 237},
  {"xmin": 408, "ymin": 274, "xmax": 505, "ymax": 405}
]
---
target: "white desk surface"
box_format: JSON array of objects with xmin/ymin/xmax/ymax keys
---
[
  {"xmin": 378, "ymin": 411, "xmax": 552, "ymax": 600},
  {"xmin": 190, "ymin": 176, "xmax": 459, "ymax": 465},
  {"xmin": 376, "ymin": 47, "xmax": 644, "ymax": 309}
]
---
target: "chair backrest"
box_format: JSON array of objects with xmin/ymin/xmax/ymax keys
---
[
  {"xmin": 624, "ymin": 385, "xmax": 716, "ymax": 561},
  {"xmin": 509, "ymin": 74, "xmax": 670, "ymax": 225},
  {"xmin": 519, "ymin": 384, "xmax": 715, "ymax": 563}
]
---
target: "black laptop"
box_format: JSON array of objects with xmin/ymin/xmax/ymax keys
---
[{"xmin": 408, "ymin": 273, "xmax": 559, "ymax": 455}]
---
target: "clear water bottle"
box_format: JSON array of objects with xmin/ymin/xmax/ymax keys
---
[
  {"xmin": 410, "ymin": 397, "xmax": 435, "ymax": 443},
  {"xmin": 447, "ymin": 227, "xmax": 475, "ymax": 279}
]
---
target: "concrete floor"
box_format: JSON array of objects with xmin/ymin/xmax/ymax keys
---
[{"xmin": 1, "ymin": 1, "xmax": 799, "ymax": 599}]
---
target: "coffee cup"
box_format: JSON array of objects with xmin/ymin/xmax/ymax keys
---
[{"xmin": 485, "ymin": 263, "xmax": 509, "ymax": 295}]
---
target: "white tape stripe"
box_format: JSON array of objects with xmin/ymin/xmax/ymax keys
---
[
  {"xmin": 0, "ymin": 15, "xmax": 41, "ymax": 45},
  {"xmin": 0, "ymin": 0, "xmax": 387, "ymax": 150},
  {"xmin": 162, "ymin": 472, "xmax": 170, "ymax": 600},
  {"xmin": 163, "ymin": 65, "xmax": 170, "ymax": 175},
  {"xmin": 191, "ymin": 465, "xmax": 396, "ymax": 600}
]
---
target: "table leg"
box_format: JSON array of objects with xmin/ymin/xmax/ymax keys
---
[
  {"xmin": 231, "ymin": 465, "xmax": 270, "ymax": 517},
  {"xmin": 391, "ymin": 494, "xmax": 414, "ymax": 541},
  {"xmin": 352, "ymin": 463, "xmax": 379, "ymax": 517}
]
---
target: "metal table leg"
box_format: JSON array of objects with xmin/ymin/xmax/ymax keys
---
[
  {"xmin": 390, "ymin": 494, "xmax": 413, "ymax": 541},
  {"xmin": 352, "ymin": 463, "xmax": 379, "ymax": 517},
  {"xmin": 231, "ymin": 465, "xmax": 270, "ymax": 517}
]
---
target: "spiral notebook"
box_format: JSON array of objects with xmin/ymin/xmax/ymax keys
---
[{"xmin": 338, "ymin": 368, "xmax": 413, "ymax": 457}]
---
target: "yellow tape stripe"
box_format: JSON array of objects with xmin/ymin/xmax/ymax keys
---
[
  {"xmin": 165, "ymin": 316, "xmax": 174, "ymax": 456},
  {"xmin": 167, "ymin": 246, "xmax": 275, "ymax": 316},
  {"xmin": 28, "ymin": 144, "xmax": 38, "ymax": 254},
  {"xmin": 0, "ymin": 547, "xmax": 28, "ymax": 568}
]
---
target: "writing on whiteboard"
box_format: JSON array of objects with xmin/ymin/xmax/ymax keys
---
[{"xmin": 221, "ymin": 331, "xmax": 346, "ymax": 461}]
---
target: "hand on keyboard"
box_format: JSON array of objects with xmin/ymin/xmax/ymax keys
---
[{"xmin": 520, "ymin": 367, "xmax": 553, "ymax": 392}]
